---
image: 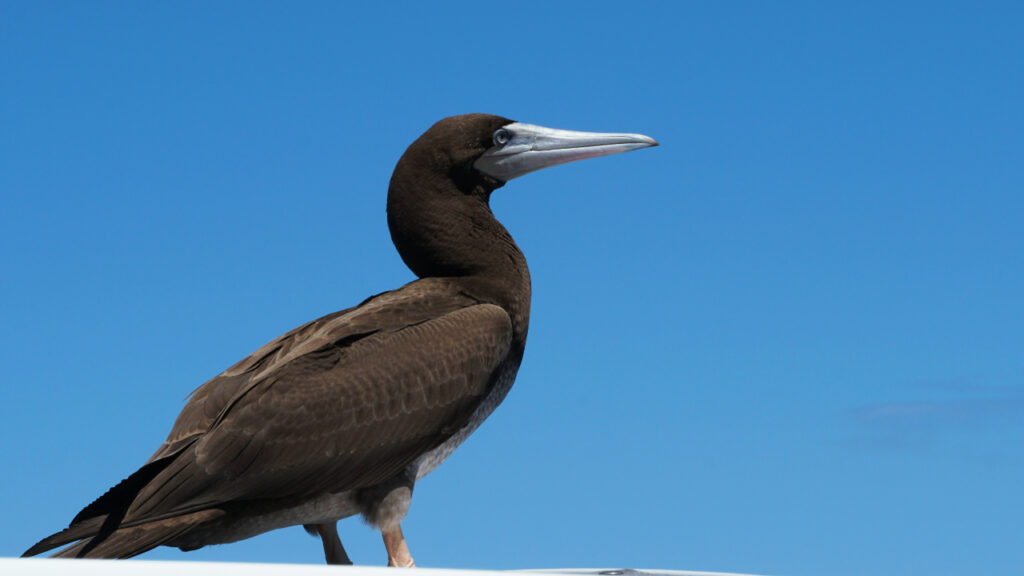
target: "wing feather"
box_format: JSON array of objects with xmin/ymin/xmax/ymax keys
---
[{"xmin": 122, "ymin": 282, "xmax": 511, "ymax": 523}]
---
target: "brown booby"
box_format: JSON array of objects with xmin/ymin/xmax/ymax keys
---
[{"xmin": 24, "ymin": 114, "xmax": 657, "ymax": 566}]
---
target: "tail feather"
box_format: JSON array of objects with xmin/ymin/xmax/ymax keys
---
[
  {"xmin": 22, "ymin": 517, "xmax": 105, "ymax": 557},
  {"xmin": 73, "ymin": 458, "xmax": 176, "ymax": 525},
  {"xmin": 23, "ymin": 454, "xmax": 183, "ymax": 558},
  {"xmin": 51, "ymin": 509, "xmax": 225, "ymax": 559}
]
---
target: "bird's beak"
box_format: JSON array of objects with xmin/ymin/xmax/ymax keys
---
[{"xmin": 473, "ymin": 122, "xmax": 658, "ymax": 181}]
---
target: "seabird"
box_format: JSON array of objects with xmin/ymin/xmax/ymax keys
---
[{"xmin": 24, "ymin": 114, "xmax": 657, "ymax": 566}]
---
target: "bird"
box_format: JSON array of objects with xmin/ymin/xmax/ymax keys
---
[{"xmin": 23, "ymin": 114, "xmax": 657, "ymax": 566}]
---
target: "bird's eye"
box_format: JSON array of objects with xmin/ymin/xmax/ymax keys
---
[{"xmin": 493, "ymin": 128, "xmax": 511, "ymax": 146}]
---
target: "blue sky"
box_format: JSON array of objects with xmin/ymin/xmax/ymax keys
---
[{"xmin": 1, "ymin": 2, "xmax": 1022, "ymax": 575}]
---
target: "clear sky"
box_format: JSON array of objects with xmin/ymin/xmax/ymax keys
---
[{"xmin": 1, "ymin": 3, "xmax": 1022, "ymax": 576}]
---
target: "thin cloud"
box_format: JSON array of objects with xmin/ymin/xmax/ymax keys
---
[
  {"xmin": 857, "ymin": 397, "xmax": 1024, "ymax": 425},
  {"xmin": 852, "ymin": 384, "xmax": 1024, "ymax": 454}
]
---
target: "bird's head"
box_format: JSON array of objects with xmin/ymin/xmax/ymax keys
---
[
  {"xmin": 387, "ymin": 114, "xmax": 657, "ymax": 279},
  {"xmin": 393, "ymin": 113, "xmax": 659, "ymax": 197}
]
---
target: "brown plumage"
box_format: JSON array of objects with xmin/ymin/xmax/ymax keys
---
[{"xmin": 24, "ymin": 114, "xmax": 656, "ymax": 565}]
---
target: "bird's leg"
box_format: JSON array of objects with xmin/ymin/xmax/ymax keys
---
[
  {"xmin": 358, "ymin": 470, "xmax": 416, "ymax": 567},
  {"xmin": 382, "ymin": 524, "xmax": 415, "ymax": 567},
  {"xmin": 306, "ymin": 522, "xmax": 352, "ymax": 565}
]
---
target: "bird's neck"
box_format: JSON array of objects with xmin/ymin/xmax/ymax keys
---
[{"xmin": 387, "ymin": 180, "xmax": 532, "ymax": 339}]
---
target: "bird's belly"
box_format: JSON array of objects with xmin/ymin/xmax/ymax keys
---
[
  {"xmin": 171, "ymin": 491, "xmax": 361, "ymax": 548},
  {"xmin": 413, "ymin": 358, "xmax": 520, "ymax": 480}
]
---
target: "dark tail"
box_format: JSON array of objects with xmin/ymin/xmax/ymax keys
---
[
  {"xmin": 23, "ymin": 457, "xmax": 178, "ymax": 557},
  {"xmin": 22, "ymin": 517, "xmax": 105, "ymax": 557},
  {"xmin": 50, "ymin": 509, "xmax": 225, "ymax": 559}
]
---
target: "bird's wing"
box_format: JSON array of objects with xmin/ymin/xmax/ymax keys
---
[
  {"xmin": 149, "ymin": 279, "xmax": 478, "ymax": 461},
  {"xmin": 118, "ymin": 279, "xmax": 511, "ymax": 521}
]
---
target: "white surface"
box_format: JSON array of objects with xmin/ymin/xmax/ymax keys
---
[{"xmin": 0, "ymin": 559, "xmax": 761, "ymax": 576}]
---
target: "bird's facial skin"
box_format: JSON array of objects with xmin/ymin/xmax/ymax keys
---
[{"xmin": 473, "ymin": 122, "xmax": 659, "ymax": 181}]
